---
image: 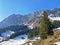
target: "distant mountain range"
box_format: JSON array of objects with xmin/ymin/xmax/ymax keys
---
[{"xmin": 0, "ymin": 8, "xmax": 60, "ymax": 28}]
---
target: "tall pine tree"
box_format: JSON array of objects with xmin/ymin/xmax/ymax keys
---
[{"xmin": 39, "ymin": 11, "xmax": 53, "ymax": 39}]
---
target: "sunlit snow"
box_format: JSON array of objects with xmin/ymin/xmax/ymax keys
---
[
  {"xmin": 0, "ymin": 34, "xmax": 28, "ymax": 45},
  {"xmin": 48, "ymin": 16, "xmax": 60, "ymax": 21}
]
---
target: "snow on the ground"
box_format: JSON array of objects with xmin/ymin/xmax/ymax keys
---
[
  {"xmin": 0, "ymin": 30, "xmax": 15, "ymax": 41},
  {"xmin": 29, "ymin": 42, "xmax": 33, "ymax": 45},
  {"xmin": 48, "ymin": 16, "xmax": 60, "ymax": 21},
  {"xmin": 14, "ymin": 34, "xmax": 27, "ymax": 40},
  {"xmin": 0, "ymin": 30, "xmax": 40, "ymax": 45},
  {"xmin": 0, "ymin": 36, "xmax": 3, "ymax": 42},
  {"xmin": 0, "ymin": 39, "xmax": 27, "ymax": 45},
  {"xmin": 53, "ymin": 27, "xmax": 60, "ymax": 31},
  {"xmin": 34, "ymin": 36, "xmax": 40, "ymax": 40},
  {"xmin": 57, "ymin": 27, "xmax": 60, "ymax": 30},
  {"xmin": 1, "ymin": 31, "xmax": 15, "ymax": 38},
  {"xmin": 53, "ymin": 42, "xmax": 60, "ymax": 45},
  {"xmin": 28, "ymin": 25, "xmax": 33, "ymax": 29},
  {"xmin": 0, "ymin": 34, "xmax": 40, "ymax": 45},
  {"xmin": 29, "ymin": 36, "xmax": 40, "ymax": 42},
  {"xmin": 0, "ymin": 34, "xmax": 28, "ymax": 45}
]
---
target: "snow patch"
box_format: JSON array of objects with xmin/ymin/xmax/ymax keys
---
[
  {"xmin": 54, "ymin": 42, "xmax": 60, "ymax": 45},
  {"xmin": 48, "ymin": 16, "xmax": 60, "ymax": 21},
  {"xmin": 0, "ymin": 34, "xmax": 28, "ymax": 45},
  {"xmin": 1, "ymin": 31, "xmax": 15, "ymax": 38},
  {"xmin": 14, "ymin": 34, "xmax": 27, "ymax": 40}
]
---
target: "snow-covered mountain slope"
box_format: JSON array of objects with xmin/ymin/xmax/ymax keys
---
[
  {"xmin": 0, "ymin": 8, "xmax": 60, "ymax": 28},
  {"xmin": 1, "ymin": 31, "xmax": 15, "ymax": 38},
  {"xmin": 0, "ymin": 31, "xmax": 15, "ymax": 41},
  {"xmin": 0, "ymin": 39, "xmax": 26, "ymax": 45},
  {"xmin": 0, "ymin": 34, "xmax": 28, "ymax": 45},
  {"xmin": 0, "ymin": 33, "xmax": 40, "ymax": 45},
  {"xmin": 48, "ymin": 16, "xmax": 60, "ymax": 22}
]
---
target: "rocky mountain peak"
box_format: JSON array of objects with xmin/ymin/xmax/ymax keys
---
[{"xmin": 0, "ymin": 8, "xmax": 60, "ymax": 28}]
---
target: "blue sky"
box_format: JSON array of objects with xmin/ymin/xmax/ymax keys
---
[{"xmin": 0, "ymin": 0, "xmax": 60, "ymax": 22}]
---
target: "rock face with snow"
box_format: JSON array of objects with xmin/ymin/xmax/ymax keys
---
[{"xmin": 0, "ymin": 8, "xmax": 60, "ymax": 28}]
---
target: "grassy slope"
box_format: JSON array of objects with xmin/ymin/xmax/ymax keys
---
[{"xmin": 33, "ymin": 29, "xmax": 60, "ymax": 45}]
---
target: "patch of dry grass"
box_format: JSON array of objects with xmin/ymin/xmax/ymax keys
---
[{"xmin": 32, "ymin": 30, "xmax": 60, "ymax": 45}]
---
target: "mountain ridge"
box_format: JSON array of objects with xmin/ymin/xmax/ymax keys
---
[{"xmin": 0, "ymin": 8, "xmax": 60, "ymax": 28}]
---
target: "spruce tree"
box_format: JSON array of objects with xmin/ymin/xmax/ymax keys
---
[
  {"xmin": 28, "ymin": 30, "xmax": 35, "ymax": 39},
  {"xmin": 39, "ymin": 11, "xmax": 53, "ymax": 39}
]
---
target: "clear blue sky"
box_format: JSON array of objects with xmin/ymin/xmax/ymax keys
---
[{"xmin": 0, "ymin": 0, "xmax": 60, "ymax": 22}]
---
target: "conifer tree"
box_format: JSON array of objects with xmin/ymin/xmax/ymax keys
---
[
  {"xmin": 28, "ymin": 30, "xmax": 35, "ymax": 39},
  {"xmin": 39, "ymin": 11, "xmax": 53, "ymax": 39}
]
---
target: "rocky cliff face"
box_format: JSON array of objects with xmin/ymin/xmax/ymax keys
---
[{"xmin": 0, "ymin": 8, "xmax": 60, "ymax": 28}]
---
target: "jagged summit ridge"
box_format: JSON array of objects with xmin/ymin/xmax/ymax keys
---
[{"xmin": 0, "ymin": 8, "xmax": 60, "ymax": 28}]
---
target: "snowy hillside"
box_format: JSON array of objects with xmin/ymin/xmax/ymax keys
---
[
  {"xmin": 0, "ymin": 32, "xmax": 40, "ymax": 45},
  {"xmin": 48, "ymin": 16, "xmax": 60, "ymax": 22},
  {"xmin": 0, "ymin": 34, "xmax": 28, "ymax": 45},
  {"xmin": 1, "ymin": 31, "xmax": 15, "ymax": 38}
]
